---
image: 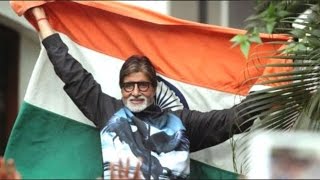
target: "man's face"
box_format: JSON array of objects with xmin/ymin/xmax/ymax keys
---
[{"xmin": 121, "ymin": 72, "xmax": 156, "ymax": 112}]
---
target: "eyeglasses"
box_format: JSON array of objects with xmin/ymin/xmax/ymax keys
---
[{"xmin": 121, "ymin": 81, "xmax": 152, "ymax": 92}]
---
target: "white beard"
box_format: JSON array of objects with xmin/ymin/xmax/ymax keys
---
[{"xmin": 124, "ymin": 95, "xmax": 153, "ymax": 112}]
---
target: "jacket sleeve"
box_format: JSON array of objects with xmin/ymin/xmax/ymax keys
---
[
  {"xmin": 42, "ymin": 33, "xmax": 122, "ymax": 128},
  {"xmin": 175, "ymin": 102, "xmax": 254, "ymax": 152}
]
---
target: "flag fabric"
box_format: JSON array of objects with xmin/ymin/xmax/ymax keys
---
[{"xmin": 6, "ymin": 1, "xmax": 289, "ymax": 179}]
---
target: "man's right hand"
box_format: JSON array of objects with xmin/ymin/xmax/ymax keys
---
[
  {"xmin": 30, "ymin": 6, "xmax": 55, "ymax": 39},
  {"xmin": 31, "ymin": 7, "xmax": 47, "ymax": 20}
]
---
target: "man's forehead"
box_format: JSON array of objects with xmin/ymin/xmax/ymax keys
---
[{"xmin": 123, "ymin": 72, "xmax": 150, "ymax": 82}]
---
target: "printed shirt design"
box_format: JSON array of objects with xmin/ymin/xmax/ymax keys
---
[{"xmin": 101, "ymin": 107, "xmax": 190, "ymax": 179}]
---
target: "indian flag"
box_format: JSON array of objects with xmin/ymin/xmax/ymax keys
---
[{"xmin": 6, "ymin": 1, "xmax": 288, "ymax": 179}]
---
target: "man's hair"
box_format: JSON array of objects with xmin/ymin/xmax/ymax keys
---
[{"xmin": 119, "ymin": 55, "xmax": 157, "ymax": 88}]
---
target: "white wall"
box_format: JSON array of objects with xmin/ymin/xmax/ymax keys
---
[
  {"xmin": 120, "ymin": 1, "xmax": 169, "ymax": 15},
  {"xmin": 170, "ymin": 1, "xmax": 199, "ymax": 22}
]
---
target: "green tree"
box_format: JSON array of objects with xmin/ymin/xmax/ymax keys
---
[{"xmin": 230, "ymin": 0, "xmax": 320, "ymax": 175}]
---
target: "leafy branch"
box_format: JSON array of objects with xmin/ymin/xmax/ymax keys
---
[{"xmin": 230, "ymin": 0, "xmax": 320, "ymax": 174}]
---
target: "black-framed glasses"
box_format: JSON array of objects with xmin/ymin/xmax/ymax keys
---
[{"xmin": 121, "ymin": 81, "xmax": 151, "ymax": 92}]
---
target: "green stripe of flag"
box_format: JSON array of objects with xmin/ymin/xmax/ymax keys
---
[
  {"xmin": 190, "ymin": 159, "xmax": 239, "ymax": 179},
  {"xmin": 5, "ymin": 102, "xmax": 103, "ymax": 179}
]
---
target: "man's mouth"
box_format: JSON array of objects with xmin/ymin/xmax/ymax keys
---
[{"xmin": 130, "ymin": 98, "xmax": 145, "ymax": 105}]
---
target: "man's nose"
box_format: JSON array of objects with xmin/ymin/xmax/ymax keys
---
[{"xmin": 131, "ymin": 84, "xmax": 140, "ymax": 96}]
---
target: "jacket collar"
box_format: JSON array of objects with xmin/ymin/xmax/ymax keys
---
[{"xmin": 133, "ymin": 104, "xmax": 163, "ymax": 119}]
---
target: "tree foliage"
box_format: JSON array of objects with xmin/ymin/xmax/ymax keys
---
[{"xmin": 231, "ymin": 0, "xmax": 320, "ymax": 174}]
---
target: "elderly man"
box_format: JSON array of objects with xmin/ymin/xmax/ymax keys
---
[{"xmin": 32, "ymin": 6, "xmax": 254, "ymax": 180}]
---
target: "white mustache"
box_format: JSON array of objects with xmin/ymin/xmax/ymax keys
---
[{"xmin": 128, "ymin": 95, "xmax": 147, "ymax": 101}]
